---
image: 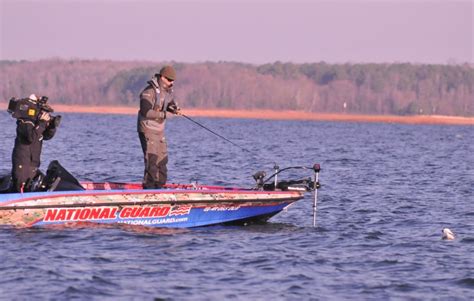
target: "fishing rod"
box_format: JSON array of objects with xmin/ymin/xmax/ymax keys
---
[{"xmin": 178, "ymin": 112, "xmax": 255, "ymax": 154}]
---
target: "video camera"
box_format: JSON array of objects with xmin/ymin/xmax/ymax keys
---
[{"xmin": 7, "ymin": 96, "xmax": 62, "ymax": 128}]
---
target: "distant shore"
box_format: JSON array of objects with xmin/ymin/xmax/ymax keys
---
[{"xmin": 4, "ymin": 103, "xmax": 474, "ymax": 125}]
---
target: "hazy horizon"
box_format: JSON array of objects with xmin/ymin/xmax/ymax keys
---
[{"xmin": 0, "ymin": 0, "xmax": 473, "ymax": 65}]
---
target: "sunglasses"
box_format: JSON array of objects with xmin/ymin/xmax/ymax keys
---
[{"xmin": 165, "ymin": 77, "xmax": 174, "ymax": 83}]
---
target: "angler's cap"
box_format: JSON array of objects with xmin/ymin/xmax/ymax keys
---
[
  {"xmin": 29, "ymin": 94, "xmax": 38, "ymax": 101},
  {"xmin": 159, "ymin": 65, "xmax": 176, "ymax": 81}
]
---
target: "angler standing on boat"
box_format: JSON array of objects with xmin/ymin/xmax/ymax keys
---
[
  {"xmin": 8, "ymin": 94, "xmax": 60, "ymax": 192},
  {"xmin": 137, "ymin": 66, "xmax": 181, "ymax": 189}
]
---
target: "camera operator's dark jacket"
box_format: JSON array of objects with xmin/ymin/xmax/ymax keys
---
[{"xmin": 11, "ymin": 119, "xmax": 56, "ymax": 190}]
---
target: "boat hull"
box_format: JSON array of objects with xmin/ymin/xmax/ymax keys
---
[{"xmin": 0, "ymin": 184, "xmax": 303, "ymax": 228}]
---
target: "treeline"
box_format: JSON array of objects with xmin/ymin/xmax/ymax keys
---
[{"xmin": 1, "ymin": 59, "xmax": 473, "ymax": 116}]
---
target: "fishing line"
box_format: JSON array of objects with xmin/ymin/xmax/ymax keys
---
[
  {"xmin": 178, "ymin": 113, "xmax": 278, "ymax": 167},
  {"xmin": 180, "ymin": 113, "xmax": 253, "ymax": 153}
]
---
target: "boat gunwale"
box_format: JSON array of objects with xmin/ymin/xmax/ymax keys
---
[
  {"xmin": 0, "ymin": 197, "xmax": 301, "ymax": 210},
  {"xmin": 0, "ymin": 188, "xmax": 304, "ymax": 210}
]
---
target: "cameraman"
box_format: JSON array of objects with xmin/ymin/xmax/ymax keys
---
[{"xmin": 11, "ymin": 94, "xmax": 57, "ymax": 192}]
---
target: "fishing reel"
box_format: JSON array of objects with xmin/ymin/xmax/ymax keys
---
[{"xmin": 253, "ymin": 164, "xmax": 321, "ymax": 192}]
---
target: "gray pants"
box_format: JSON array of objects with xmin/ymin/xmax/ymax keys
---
[{"xmin": 138, "ymin": 132, "xmax": 168, "ymax": 189}]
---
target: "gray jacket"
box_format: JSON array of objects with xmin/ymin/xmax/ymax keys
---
[{"xmin": 137, "ymin": 77, "xmax": 174, "ymax": 134}]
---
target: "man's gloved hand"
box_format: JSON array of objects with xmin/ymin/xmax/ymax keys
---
[{"xmin": 166, "ymin": 100, "xmax": 181, "ymax": 115}]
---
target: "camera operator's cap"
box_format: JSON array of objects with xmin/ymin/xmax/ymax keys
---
[
  {"xmin": 29, "ymin": 94, "xmax": 38, "ymax": 101},
  {"xmin": 159, "ymin": 65, "xmax": 176, "ymax": 81}
]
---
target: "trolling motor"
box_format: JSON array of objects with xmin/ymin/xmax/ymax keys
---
[
  {"xmin": 253, "ymin": 164, "xmax": 321, "ymax": 192},
  {"xmin": 253, "ymin": 164, "xmax": 322, "ymax": 227}
]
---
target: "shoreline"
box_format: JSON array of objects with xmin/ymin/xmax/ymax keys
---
[{"xmin": 4, "ymin": 103, "xmax": 474, "ymax": 125}]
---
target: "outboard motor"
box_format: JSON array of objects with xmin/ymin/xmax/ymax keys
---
[
  {"xmin": 0, "ymin": 161, "xmax": 84, "ymax": 193},
  {"xmin": 40, "ymin": 160, "xmax": 85, "ymax": 191}
]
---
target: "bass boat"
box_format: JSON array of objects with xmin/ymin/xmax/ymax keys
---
[{"xmin": 0, "ymin": 161, "xmax": 321, "ymax": 228}]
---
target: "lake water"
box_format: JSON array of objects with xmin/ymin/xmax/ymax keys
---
[{"xmin": 0, "ymin": 111, "xmax": 473, "ymax": 300}]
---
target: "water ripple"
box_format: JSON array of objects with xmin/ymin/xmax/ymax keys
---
[{"xmin": 0, "ymin": 113, "xmax": 472, "ymax": 300}]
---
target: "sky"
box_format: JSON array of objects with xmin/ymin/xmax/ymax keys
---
[{"xmin": 0, "ymin": 0, "xmax": 473, "ymax": 65}]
